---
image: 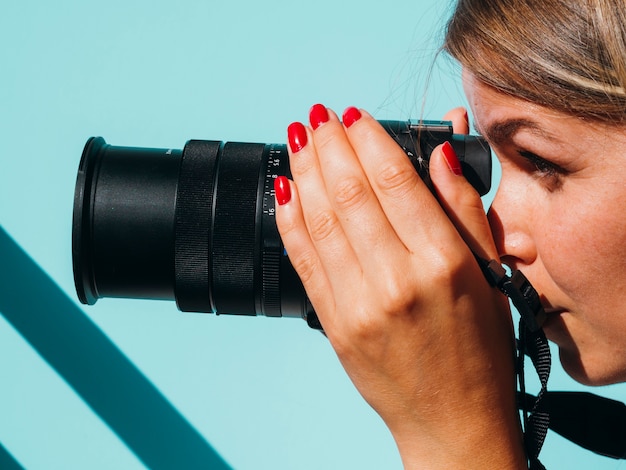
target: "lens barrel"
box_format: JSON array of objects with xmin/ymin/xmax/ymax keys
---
[{"xmin": 72, "ymin": 121, "xmax": 491, "ymax": 329}]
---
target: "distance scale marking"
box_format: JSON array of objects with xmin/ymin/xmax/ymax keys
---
[
  {"xmin": 262, "ymin": 145, "xmax": 285, "ymax": 218},
  {"xmin": 258, "ymin": 144, "xmax": 290, "ymax": 316}
]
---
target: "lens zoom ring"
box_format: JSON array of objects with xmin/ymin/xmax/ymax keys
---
[
  {"xmin": 175, "ymin": 140, "xmax": 221, "ymax": 312},
  {"xmin": 211, "ymin": 142, "xmax": 265, "ymax": 315}
]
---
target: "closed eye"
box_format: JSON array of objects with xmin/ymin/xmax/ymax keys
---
[
  {"xmin": 519, "ymin": 151, "xmax": 559, "ymax": 175},
  {"xmin": 518, "ymin": 150, "xmax": 567, "ymax": 190}
]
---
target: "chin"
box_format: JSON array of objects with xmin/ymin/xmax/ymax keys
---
[
  {"xmin": 543, "ymin": 314, "xmax": 626, "ymax": 386},
  {"xmin": 558, "ymin": 348, "xmax": 626, "ymax": 386},
  {"xmin": 542, "ymin": 312, "xmax": 626, "ymax": 385}
]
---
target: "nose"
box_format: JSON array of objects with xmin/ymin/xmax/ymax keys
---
[{"xmin": 487, "ymin": 177, "xmax": 538, "ymax": 269}]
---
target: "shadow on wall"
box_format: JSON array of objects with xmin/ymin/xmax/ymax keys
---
[
  {"xmin": 0, "ymin": 226, "xmax": 231, "ymax": 470},
  {"xmin": 0, "ymin": 442, "xmax": 24, "ymax": 470}
]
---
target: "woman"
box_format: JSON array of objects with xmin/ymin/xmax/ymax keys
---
[{"xmin": 275, "ymin": 0, "xmax": 626, "ymax": 467}]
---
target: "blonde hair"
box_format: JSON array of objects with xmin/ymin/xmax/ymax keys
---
[{"xmin": 444, "ymin": 0, "xmax": 626, "ymax": 123}]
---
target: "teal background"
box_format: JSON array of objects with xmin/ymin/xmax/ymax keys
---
[{"xmin": 1, "ymin": 0, "xmax": 625, "ymax": 468}]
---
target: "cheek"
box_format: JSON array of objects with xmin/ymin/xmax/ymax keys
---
[
  {"xmin": 538, "ymin": 216, "xmax": 593, "ymax": 294},
  {"xmin": 541, "ymin": 201, "xmax": 626, "ymax": 383},
  {"xmin": 539, "ymin": 190, "xmax": 626, "ymax": 318}
]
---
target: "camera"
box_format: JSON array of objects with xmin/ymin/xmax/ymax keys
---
[{"xmin": 72, "ymin": 120, "xmax": 491, "ymax": 329}]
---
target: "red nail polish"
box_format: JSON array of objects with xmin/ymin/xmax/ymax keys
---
[
  {"xmin": 309, "ymin": 103, "xmax": 329, "ymax": 130},
  {"xmin": 442, "ymin": 141, "xmax": 463, "ymax": 176},
  {"xmin": 287, "ymin": 122, "xmax": 307, "ymax": 153},
  {"xmin": 274, "ymin": 176, "xmax": 291, "ymax": 205},
  {"xmin": 342, "ymin": 107, "xmax": 362, "ymax": 128}
]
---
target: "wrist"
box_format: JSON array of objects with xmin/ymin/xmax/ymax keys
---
[{"xmin": 389, "ymin": 390, "xmax": 527, "ymax": 469}]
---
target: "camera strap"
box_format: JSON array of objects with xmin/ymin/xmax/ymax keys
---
[
  {"xmin": 475, "ymin": 256, "xmax": 626, "ymax": 466},
  {"xmin": 475, "ymin": 256, "xmax": 550, "ymax": 470}
]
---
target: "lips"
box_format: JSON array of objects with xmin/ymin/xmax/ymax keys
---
[
  {"xmin": 537, "ymin": 306, "xmax": 565, "ymax": 330},
  {"xmin": 540, "ymin": 308, "xmax": 568, "ymax": 337},
  {"xmin": 543, "ymin": 307, "xmax": 565, "ymax": 315}
]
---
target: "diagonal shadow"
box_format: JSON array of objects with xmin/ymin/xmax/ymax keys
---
[
  {"xmin": 0, "ymin": 441, "xmax": 24, "ymax": 470},
  {"xmin": 0, "ymin": 226, "xmax": 231, "ymax": 470}
]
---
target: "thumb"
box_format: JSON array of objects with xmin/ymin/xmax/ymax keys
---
[
  {"xmin": 430, "ymin": 141, "xmax": 498, "ymax": 261},
  {"xmin": 443, "ymin": 107, "xmax": 469, "ymax": 135}
]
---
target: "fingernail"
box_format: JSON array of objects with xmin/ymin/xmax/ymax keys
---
[
  {"xmin": 309, "ymin": 103, "xmax": 329, "ymax": 130},
  {"xmin": 287, "ymin": 122, "xmax": 307, "ymax": 153},
  {"xmin": 274, "ymin": 176, "xmax": 291, "ymax": 205},
  {"xmin": 342, "ymin": 106, "xmax": 362, "ymax": 128},
  {"xmin": 442, "ymin": 141, "xmax": 463, "ymax": 176}
]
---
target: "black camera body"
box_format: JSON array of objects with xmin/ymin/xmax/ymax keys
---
[{"xmin": 73, "ymin": 121, "xmax": 491, "ymax": 329}]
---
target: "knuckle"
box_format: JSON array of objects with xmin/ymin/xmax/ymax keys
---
[
  {"xmin": 348, "ymin": 281, "xmax": 417, "ymax": 333},
  {"xmin": 289, "ymin": 152, "xmax": 316, "ymax": 178},
  {"xmin": 333, "ymin": 312, "xmax": 385, "ymax": 356},
  {"xmin": 448, "ymin": 183, "xmax": 481, "ymax": 210},
  {"xmin": 289, "ymin": 250, "xmax": 319, "ymax": 286},
  {"xmin": 275, "ymin": 210, "xmax": 299, "ymax": 239},
  {"xmin": 333, "ymin": 176, "xmax": 369, "ymax": 212},
  {"xmin": 312, "ymin": 119, "xmax": 346, "ymax": 150},
  {"xmin": 376, "ymin": 161, "xmax": 418, "ymax": 197},
  {"xmin": 352, "ymin": 313, "xmax": 388, "ymax": 343},
  {"xmin": 422, "ymin": 248, "xmax": 470, "ymax": 287},
  {"xmin": 308, "ymin": 209, "xmax": 341, "ymax": 243},
  {"xmin": 379, "ymin": 276, "xmax": 419, "ymax": 318}
]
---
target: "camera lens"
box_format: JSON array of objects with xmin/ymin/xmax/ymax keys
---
[{"xmin": 72, "ymin": 121, "xmax": 491, "ymax": 329}]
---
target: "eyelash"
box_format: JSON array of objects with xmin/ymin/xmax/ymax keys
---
[
  {"xmin": 518, "ymin": 150, "xmax": 563, "ymax": 177},
  {"xmin": 516, "ymin": 150, "xmax": 568, "ymax": 190}
]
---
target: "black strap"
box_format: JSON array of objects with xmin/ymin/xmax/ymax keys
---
[
  {"xmin": 475, "ymin": 256, "xmax": 550, "ymax": 469},
  {"xmin": 518, "ymin": 322, "xmax": 551, "ymax": 469},
  {"xmin": 516, "ymin": 331, "xmax": 626, "ymax": 464},
  {"xmin": 534, "ymin": 391, "xmax": 626, "ymax": 459}
]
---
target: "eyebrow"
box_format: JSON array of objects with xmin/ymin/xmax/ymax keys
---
[{"xmin": 474, "ymin": 118, "xmax": 556, "ymax": 145}]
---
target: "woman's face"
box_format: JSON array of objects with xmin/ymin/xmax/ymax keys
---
[{"xmin": 463, "ymin": 72, "xmax": 626, "ymax": 386}]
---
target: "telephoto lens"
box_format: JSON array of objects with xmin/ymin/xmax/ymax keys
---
[{"xmin": 72, "ymin": 120, "xmax": 491, "ymax": 330}]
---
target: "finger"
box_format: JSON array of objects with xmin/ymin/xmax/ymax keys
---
[
  {"xmin": 429, "ymin": 142, "xmax": 499, "ymax": 261},
  {"xmin": 306, "ymin": 106, "xmax": 410, "ymax": 270},
  {"xmin": 443, "ymin": 107, "xmax": 469, "ymax": 135},
  {"xmin": 273, "ymin": 176, "xmax": 338, "ymax": 321},
  {"xmin": 285, "ymin": 121, "xmax": 363, "ymax": 298},
  {"xmin": 341, "ymin": 108, "xmax": 463, "ymax": 255}
]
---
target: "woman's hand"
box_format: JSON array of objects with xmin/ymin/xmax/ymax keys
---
[{"xmin": 275, "ymin": 105, "xmax": 526, "ymax": 468}]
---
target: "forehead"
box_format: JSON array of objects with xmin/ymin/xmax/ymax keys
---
[
  {"xmin": 462, "ymin": 73, "xmax": 558, "ymax": 129},
  {"xmin": 461, "ymin": 72, "xmax": 619, "ymax": 146}
]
